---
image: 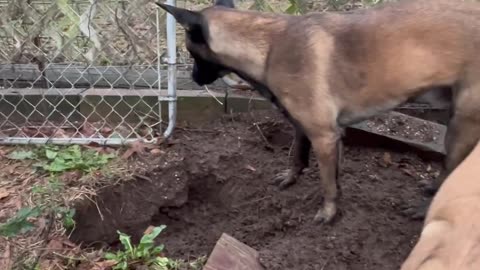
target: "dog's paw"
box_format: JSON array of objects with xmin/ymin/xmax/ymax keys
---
[
  {"xmin": 313, "ymin": 201, "xmax": 337, "ymax": 224},
  {"xmin": 418, "ymin": 179, "xmax": 437, "ymax": 194},
  {"xmin": 401, "ymin": 201, "xmax": 429, "ymax": 221},
  {"xmin": 271, "ymin": 169, "xmax": 297, "ymax": 190}
]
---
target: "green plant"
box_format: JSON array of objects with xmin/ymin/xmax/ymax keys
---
[
  {"xmin": 104, "ymin": 225, "xmax": 180, "ymax": 270},
  {"xmin": 0, "ymin": 178, "xmax": 76, "ymax": 237},
  {"xmin": 58, "ymin": 207, "xmax": 76, "ymax": 230},
  {"xmin": 31, "ymin": 177, "xmax": 77, "ymax": 230},
  {"xmin": 7, "ymin": 149, "xmax": 36, "ymax": 160},
  {"xmin": 0, "ymin": 207, "xmax": 42, "ymax": 237},
  {"xmin": 39, "ymin": 145, "xmax": 115, "ymax": 173},
  {"xmin": 284, "ymin": 0, "xmax": 316, "ymax": 14},
  {"xmin": 3, "ymin": 145, "xmax": 115, "ymax": 239},
  {"xmin": 363, "ymin": 0, "xmax": 385, "ymax": 5},
  {"xmin": 8, "ymin": 145, "xmax": 116, "ymax": 174}
]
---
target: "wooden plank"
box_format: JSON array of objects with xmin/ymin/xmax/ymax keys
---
[
  {"xmin": 203, "ymin": 233, "xmax": 264, "ymax": 270},
  {"xmin": 0, "ymin": 64, "xmax": 229, "ymax": 89},
  {"xmin": 347, "ymin": 111, "xmax": 446, "ymax": 157}
]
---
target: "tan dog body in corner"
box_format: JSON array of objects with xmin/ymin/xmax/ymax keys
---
[
  {"xmin": 401, "ymin": 140, "xmax": 480, "ymax": 270},
  {"xmin": 157, "ymin": 0, "xmax": 480, "ymax": 224}
]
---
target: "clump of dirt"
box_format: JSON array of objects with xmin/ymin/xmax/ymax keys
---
[{"xmin": 70, "ymin": 110, "xmax": 442, "ymax": 270}]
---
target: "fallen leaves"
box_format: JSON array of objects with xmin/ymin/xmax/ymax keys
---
[
  {"xmin": 59, "ymin": 171, "xmax": 83, "ymax": 184},
  {"xmin": 121, "ymin": 141, "xmax": 163, "ymax": 160},
  {"xmin": 382, "ymin": 152, "xmax": 392, "ymax": 166},
  {"xmin": 150, "ymin": 148, "xmax": 164, "ymax": 156},
  {"xmin": 46, "ymin": 238, "xmax": 65, "ymax": 251},
  {"xmin": 0, "ymin": 188, "xmax": 10, "ymax": 200},
  {"xmin": 143, "ymin": 225, "xmax": 156, "ymax": 235},
  {"xmin": 0, "ymin": 146, "xmax": 12, "ymax": 158},
  {"xmin": 89, "ymin": 260, "xmax": 117, "ymax": 270},
  {"xmin": 377, "ymin": 152, "xmax": 393, "ymax": 168},
  {"xmin": 0, "ymin": 243, "xmax": 13, "ymax": 270}
]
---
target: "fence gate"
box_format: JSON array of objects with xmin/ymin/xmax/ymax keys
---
[{"xmin": 0, "ymin": 0, "xmax": 177, "ymax": 145}]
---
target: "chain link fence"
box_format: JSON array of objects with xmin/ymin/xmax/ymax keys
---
[
  {"xmin": 0, "ymin": 0, "xmax": 178, "ymax": 145},
  {"xmin": 0, "ymin": 0, "xmax": 444, "ymax": 146}
]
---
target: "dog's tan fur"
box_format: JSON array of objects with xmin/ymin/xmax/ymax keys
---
[
  {"xmin": 157, "ymin": 0, "xmax": 480, "ymax": 223},
  {"xmin": 401, "ymin": 139, "xmax": 480, "ymax": 270}
]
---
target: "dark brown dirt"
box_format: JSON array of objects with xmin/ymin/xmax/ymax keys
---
[{"xmin": 70, "ymin": 109, "xmax": 443, "ymax": 270}]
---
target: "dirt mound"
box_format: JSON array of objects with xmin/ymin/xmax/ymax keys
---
[{"xmin": 70, "ymin": 110, "xmax": 441, "ymax": 269}]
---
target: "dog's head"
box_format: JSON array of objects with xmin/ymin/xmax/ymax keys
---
[{"xmin": 156, "ymin": 0, "xmax": 237, "ymax": 86}]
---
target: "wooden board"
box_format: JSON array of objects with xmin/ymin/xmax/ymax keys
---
[
  {"xmin": 338, "ymin": 111, "xmax": 448, "ymax": 164},
  {"xmin": 203, "ymin": 233, "xmax": 264, "ymax": 270},
  {"xmin": 0, "ymin": 64, "xmax": 229, "ymax": 90},
  {"xmin": 349, "ymin": 111, "xmax": 447, "ymax": 155}
]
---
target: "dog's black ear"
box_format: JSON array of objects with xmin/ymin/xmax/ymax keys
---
[
  {"xmin": 156, "ymin": 3, "xmax": 202, "ymax": 30},
  {"xmin": 156, "ymin": 2, "xmax": 208, "ymax": 43},
  {"xmin": 214, "ymin": 0, "xmax": 235, "ymax": 8}
]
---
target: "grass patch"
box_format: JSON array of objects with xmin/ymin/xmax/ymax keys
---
[
  {"xmin": 2, "ymin": 145, "xmax": 118, "ymax": 237},
  {"xmin": 0, "ymin": 144, "xmax": 129, "ymax": 269},
  {"xmin": 7, "ymin": 145, "xmax": 115, "ymax": 174}
]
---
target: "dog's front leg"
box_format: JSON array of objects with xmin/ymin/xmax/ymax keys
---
[
  {"xmin": 310, "ymin": 130, "xmax": 341, "ymax": 224},
  {"xmin": 272, "ymin": 126, "xmax": 311, "ymax": 189}
]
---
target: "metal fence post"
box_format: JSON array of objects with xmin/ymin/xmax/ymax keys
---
[{"xmin": 163, "ymin": 0, "xmax": 177, "ymax": 138}]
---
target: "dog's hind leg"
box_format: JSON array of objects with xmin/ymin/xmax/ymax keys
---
[
  {"xmin": 433, "ymin": 114, "xmax": 480, "ymax": 190},
  {"xmin": 271, "ymin": 127, "xmax": 311, "ymax": 189},
  {"xmin": 406, "ymin": 80, "xmax": 480, "ymax": 220}
]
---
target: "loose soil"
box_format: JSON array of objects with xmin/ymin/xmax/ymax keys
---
[{"xmin": 70, "ymin": 109, "xmax": 443, "ymax": 270}]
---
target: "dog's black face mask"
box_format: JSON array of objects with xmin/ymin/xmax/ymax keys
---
[
  {"xmin": 156, "ymin": 0, "xmax": 235, "ymax": 86},
  {"xmin": 190, "ymin": 53, "xmax": 226, "ymax": 86}
]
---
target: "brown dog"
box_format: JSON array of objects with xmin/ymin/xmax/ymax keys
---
[
  {"xmin": 401, "ymin": 139, "xmax": 480, "ymax": 270},
  {"xmin": 156, "ymin": 0, "xmax": 480, "ymax": 224}
]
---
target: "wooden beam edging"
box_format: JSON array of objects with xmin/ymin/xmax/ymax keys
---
[{"xmin": 203, "ymin": 233, "xmax": 264, "ymax": 270}]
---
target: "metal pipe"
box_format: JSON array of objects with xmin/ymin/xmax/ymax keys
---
[
  {"xmin": 156, "ymin": 8, "xmax": 163, "ymax": 136},
  {"xmin": 163, "ymin": 0, "xmax": 177, "ymax": 138}
]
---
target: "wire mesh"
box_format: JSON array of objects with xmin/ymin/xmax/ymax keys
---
[{"xmin": 0, "ymin": 0, "xmax": 176, "ymax": 145}]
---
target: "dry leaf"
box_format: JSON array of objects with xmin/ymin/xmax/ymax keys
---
[
  {"xmin": 5, "ymin": 164, "xmax": 19, "ymax": 175},
  {"xmin": 39, "ymin": 259, "xmax": 55, "ymax": 269},
  {"xmin": 39, "ymin": 127, "xmax": 57, "ymax": 137},
  {"xmin": 60, "ymin": 171, "xmax": 83, "ymax": 184},
  {"xmin": 35, "ymin": 217, "xmax": 48, "ymax": 236},
  {"xmin": 402, "ymin": 168, "xmax": 416, "ymax": 177},
  {"xmin": 100, "ymin": 127, "xmax": 113, "ymax": 137},
  {"xmin": 382, "ymin": 152, "xmax": 392, "ymax": 166},
  {"xmin": 0, "ymin": 188, "xmax": 10, "ymax": 200},
  {"xmin": 52, "ymin": 128, "xmax": 68, "ymax": 138},
  {"xmin": 21, "ymin": 127, "xmax": 39, "ymax": 137},
  {"xmin": 85, "ymin": 142, "xmax": 117, "ymax": 155},
  {"xmin": 150, "ymin": 148, "xmax": 164, "ymax": 156},
  {"xmin": 90, "ymin": 260, "xmax": 117, "ymax": 270},
  {"xmin": 143, "ymin": 225, "xmax": 155, "ymax": 235},
  {"xmin": 81, "ymin": 122, "xmax": 97, "ymax": 137},
  {"xmin": 245, "ymin": 165, "xmax": 256, "ymax": 172},
  {"xmin": 0, "ymin": 147, "xmax": 11, "ymax": 157},
  {"xmin": 13, "ymin": 197, "xmax": 22, "ymax": 209},
  {"xmin": 121, "ymin": 141, "xmax": 158, "ymax": 159},
  {"xmin": 0, "ymin": 243, "xmax": 13, "ymax": 270},
  {"xmin": 61, "ymin": 239, "xmax": 78, "ymax": 248},
  {"xmin": 46, "ymin": 238, "xmax": 64, "ymax": 251}
]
